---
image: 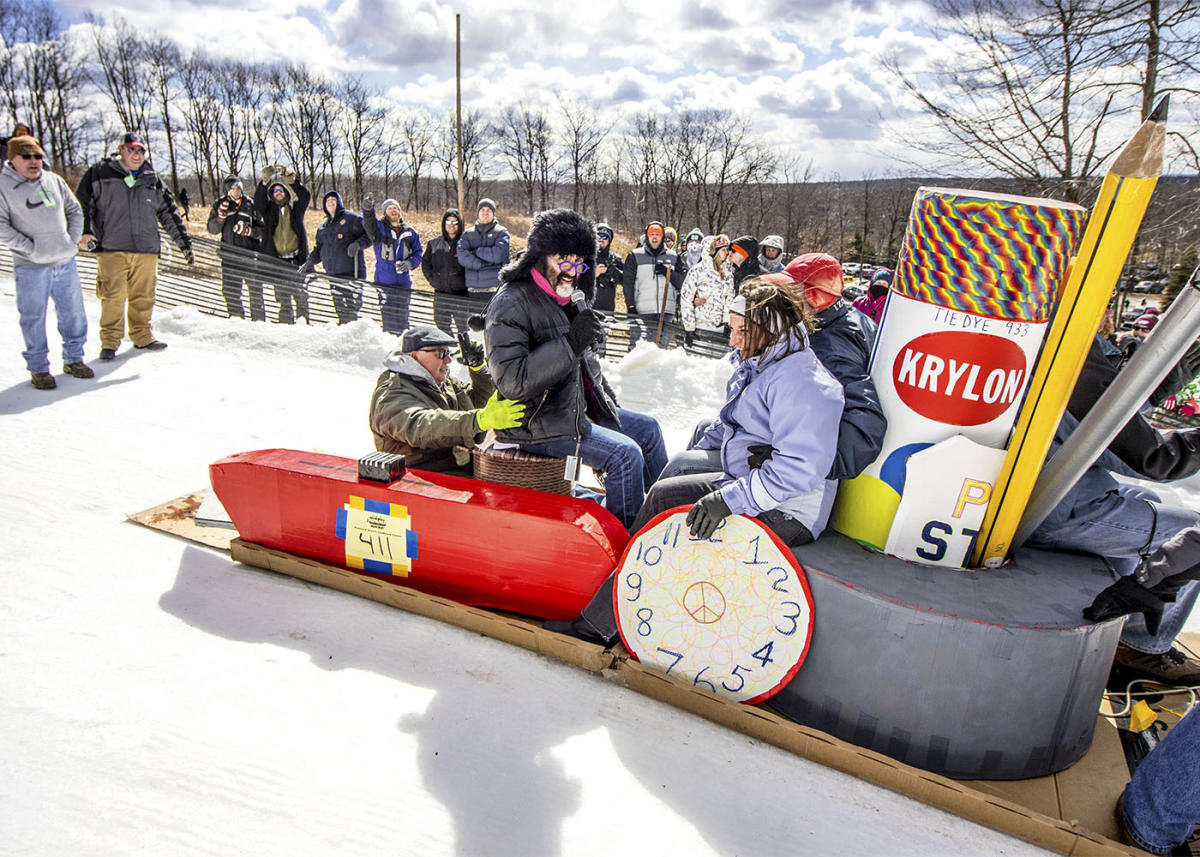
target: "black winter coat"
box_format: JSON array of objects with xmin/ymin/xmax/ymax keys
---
[
  {"xmin": 255, "ymin": 180, "xmax": 310, "ymax": 260},
  {"xmin": 593, "ymin": 246, "xmax": 624, "ymax": 312},
  {"xmin": 485, "ymin": 277, "xmax": 618, "ymax": 444},
  {"xmin": 75, "ymin": 158, "xmax": 190, "ymax": 255},
  {"xmin": 303, "ymin": 192, "xmax": 366, "ymax": 277},
  {"xmin": 1068, "ymin": 334, "xmax": 1200, "ymax": 481},
  {"xmin": 421, "ymin": 208, "xmax": 467, "ymax": 294},
  {"xmin": 810, "ymin": 300, "xmax": 887, "ymax": 480},
  {"xmin": 206, "ymin": 195, "xmax": 262, "ymax": 253}
]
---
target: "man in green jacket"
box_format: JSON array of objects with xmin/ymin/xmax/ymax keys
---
[{"xmin": 369, "ymin": 324, "xmax": 525, "ymax": 475}]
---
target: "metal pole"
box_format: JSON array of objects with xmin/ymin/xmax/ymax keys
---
[
  {"xmin": 455, "ymin": 14, "xmax": 465, "ymax": 218},
  {"xmin": 1014, "ymin": 264, "xmax": 1200, "ymax": 548}
]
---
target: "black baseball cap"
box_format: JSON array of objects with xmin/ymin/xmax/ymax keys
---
[{"xmin": 400, "ymin": 325, "xmax": 456, "ymax": 352}]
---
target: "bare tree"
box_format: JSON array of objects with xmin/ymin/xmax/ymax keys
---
[
  {"xmin": 275, "ymin": 64, "xmax": 332, "ymax": 195},
  {"xmin": 143, "ymin": 37, "xmax": 183, "ymax": 193},
  {"xmin": 495, "ymin": 104, "xmax": 558, "ymax": 214},
  {"xmin": 338, "ymin": 76, "xmax": 386, "ymax": 205},
  {"xmin": 398, "ymin": 107, "xmax": 436, "ymax": 211},
  {"xmin": 178, "ymin": 56, "xmax": 221, "ymax": 202},
  {"xmin": 87, "ymin": 15, "xmax": 154, "ymax": 140},
  {"xmin": 557, "ymin": 96, "xmax": 609, "ymax": 213}
]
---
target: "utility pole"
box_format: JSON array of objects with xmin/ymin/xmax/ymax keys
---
[{"xmin": 456, "ymin": 14, "xmax": 465, "ymax": 217}]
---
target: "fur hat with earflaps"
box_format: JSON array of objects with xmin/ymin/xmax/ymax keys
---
[{"xmin": 500, "ymin": 208, "xmax": 597, "ymax": 298}]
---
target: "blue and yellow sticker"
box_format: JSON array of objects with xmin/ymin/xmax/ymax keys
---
[{"xmin": 335, "ymin": 495, "xmax": 418, "ymax": 576}]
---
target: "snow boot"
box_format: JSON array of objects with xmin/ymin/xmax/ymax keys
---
[
  {"xmin": 64, "ymin": 362, "xmax": 94, "ymax": 379},
  {"xmin": 30, "ymin": 372, "xmax": 56, "ymax": 390}
]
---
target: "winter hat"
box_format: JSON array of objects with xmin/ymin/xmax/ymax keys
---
[
  {"xmin": 500, "ymin": 208, "xmax": 597, "ymax": 289},
  {"xmin": 477, "ymin": 198, "xmax": 497, "ymax": 213},
  {"xmin": 730, "ymin": 236, "xmax": 759, "ymax": 261},
  {"xmin": 7, "ymin": 134, "xmax": 43, "ymax": 161},
  {"xmin": 709, "ymin": 234, "xmax": 731, "ymax": 256},
  {"xmin": 869, "ymin": 267, "xmax": 894, "ymax": 298},
  {"xmin": 664, "ymin": 226, "xmax": 678, "ymax": 248},
  {"xmin": 760, "ymin": 235, "xmax": 785, "ymax": 251},
  {"xmin": 223, "ymin": 175, "xmax": 242, "ymax": 194},
  {"xmin": 381, "ymin": 199, "xmax": 402, "ymax": 218},
  {"xmin": 685, "ymin": 227, "xmax": 704, "ymax": 244},
  {"xmin": 11, "ymin": 121, "xmax": 32, "ymax": 137},
  {"xmin": 763, "ymin": 252, "xmax": 844, "ymax": 310},
  {"xmin": 400, "ymin": 324, "xmax": 456, "ymax": 353},
  {"xmin": 596, "ymin": 223, "xmax": 614, "ymax": 242},
  {"xmin": 121, "ymin": 131, "xmax": 146, "ymax": 146},
  {"xmin": 646, "ymin": 221, "xmax": 664, "ymax": 240},
  {"xmin": 729, "ymin": 294, "xmax": 747, "ymax": 316}
]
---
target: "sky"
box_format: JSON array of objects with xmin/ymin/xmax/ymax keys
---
[{"xmin": 53, "ymin": 0, "xmax": 1198, "ymax": 180}]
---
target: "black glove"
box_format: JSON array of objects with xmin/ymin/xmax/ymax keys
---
[
  {"xmin": 363, "ymin": 195, "xmax": 375, "ymax": 210},
  {"xmin": 457, "ymin": 331, "xmax": 485, "ymax": 370},
  {"xmin": 686, "ymin": 490, "xmax": 731, "ymax": 540},
  {"xmin": 345, "ymin": 244, "xmax": 359, "ymax": 258},
  {"xmin": 1084, "ymin": 575, "xmax": 1169, "ymax": 635},
  {"xmin": 683, "ymin": 331, "xmax": 695, "ymax": 348},
  {"xmin": 567, "ymin": 309, "xmax": 605, "ymax": 354},
  {"xmin": 654, "ymin": 261, "xmax": 668, "ymax": 277},
  {"xmin": 747, "ymin": 444, "xmax": 775, "ymax": 470},
  {"xmin": 467, "ymin": 313, "xmax": 486, "ymax": 332}
]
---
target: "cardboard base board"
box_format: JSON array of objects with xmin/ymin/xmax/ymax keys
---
[{"xmin": 130, "ymin": 494, "xmax": 1143, "ymax": 856}]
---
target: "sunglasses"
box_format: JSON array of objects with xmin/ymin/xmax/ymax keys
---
[
  {"xmin": 419, "ymin": 347, "xmax": 452, "ymax": 360},
  {"xmin": 18, "ymin": 153, "xmax": 43, "ymax": 161},
  {"xmin": 125, "ymin": 147, "xmax": 146, "ymax": 155},
  {"xmin": 556, "ymin": 259, "xmax": 590, "ymax": 276}
]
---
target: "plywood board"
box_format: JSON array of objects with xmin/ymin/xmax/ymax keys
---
[{"xmin": 127, "ymin": 491, "xmax": 237, "ymax": 551}]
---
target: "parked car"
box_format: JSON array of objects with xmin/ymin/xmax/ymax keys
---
[{"xmin": 1133, "ymin": 280, "xmax": 1163, "ymax": 293}]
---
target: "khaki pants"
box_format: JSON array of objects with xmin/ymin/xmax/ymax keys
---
[{"xmin": 96, "ymin": 252, "xmax": 159, "ymax": 349}]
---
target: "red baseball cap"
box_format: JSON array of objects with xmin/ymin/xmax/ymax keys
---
[{"xmin": 762, "ymin": 252, "xmax": 844, "ymax": 296}]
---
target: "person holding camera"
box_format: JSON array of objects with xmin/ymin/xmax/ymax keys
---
[
  {"xmin": 362, "ymin": 196, "xmax": 422, "ymax": 334},
  {"xmin": 207, "ymin": 176, "xmax": 265, "ymax": 321},
  {"xmin": 255, "ymin": 165, "xmax": 311, "ymax": 324}
]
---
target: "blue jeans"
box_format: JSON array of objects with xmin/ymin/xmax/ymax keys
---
[
  {"xmin": 377, "ymin": 284, "xmax": 411, "ymax": 334},
  {"xmin": 1029, "ymin": 482, "xmax": 1200, "ymax": 653},
  {"xmin": 520, "ymin": 408, "xmax": 667, "ymax": 530},
  {"xmin": 15, "ymin": 258, "xmax": 87, "ymax": 373},
  {"xmin": 1121, "ymin": 707, "xmax": 1200, "ymax": 854}
]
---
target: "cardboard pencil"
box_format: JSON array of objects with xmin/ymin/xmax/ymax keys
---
[{"xmin": 972, "ymin": 97, "xmax": 1169, "ymax": 568}]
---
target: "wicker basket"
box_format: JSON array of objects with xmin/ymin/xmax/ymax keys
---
[{"xmin": 472, "ymin": 444, "xmax": 571, "ymax": 495}]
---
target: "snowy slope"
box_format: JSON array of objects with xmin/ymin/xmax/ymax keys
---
[{"xmin": 0, "ymin": 276, "xmax": 1151, "ymax": 856}]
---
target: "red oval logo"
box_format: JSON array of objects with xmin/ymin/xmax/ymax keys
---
[{"xmin": 892, "ymin": 331, "xmax": 1027, "ymax": 426}]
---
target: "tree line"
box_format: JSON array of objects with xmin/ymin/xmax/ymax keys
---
[{"xmin": 3, "ymin": 0, "xmax": 1197, "ymax": 271}]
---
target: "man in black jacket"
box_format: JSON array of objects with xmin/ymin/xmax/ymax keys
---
[
  {"xmin": 300, "ymin": 191, "xmax": 366, "ymax": 324},
  {"xmin": 422, "ymin": 207, "xmax": 469, "ymax": 334},
  {"xmin": 207, "ymin": 176, "xmax": 264, "ymax": 320},
  {"xmin": 76, "ymin": 131, "xmax": 193, "ymax": 360},
  {"xmin": 484, "ymin": 208, "xmax": 667, "ymax": 530},
  {"xmin": 1029, "ymin": 333, "xmax": 1200, "ymax": 684},
  {"xmin": 592, "ymin": 222, "xmax": 623, "ymax": 312},
  {"xmin": 255, "ymin": 166, "xmax": 311, "ymax": 323}
]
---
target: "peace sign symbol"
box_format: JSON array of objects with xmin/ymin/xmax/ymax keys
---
[{"xmin": 683, "ymin": 580, "xmax": 726, "ymax": 624}]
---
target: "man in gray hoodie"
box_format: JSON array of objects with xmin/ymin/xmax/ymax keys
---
[{"xmin": 0, "ymin": 135, "xmax": 92, "ymax": 390}]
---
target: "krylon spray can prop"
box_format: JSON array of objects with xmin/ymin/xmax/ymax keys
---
[{"xmin": 832, "ymin": 188, "xmax": 1086, "ymax": 567}]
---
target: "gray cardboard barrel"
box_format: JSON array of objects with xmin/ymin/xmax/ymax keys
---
[{"xmin": 770, "ymin": 534, "xmax": 1123, "ymax": 779}]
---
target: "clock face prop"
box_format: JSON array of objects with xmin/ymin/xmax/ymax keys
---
[{"xmin": 613, "ymin": 510, "xmax": 814, "ymax": 704}]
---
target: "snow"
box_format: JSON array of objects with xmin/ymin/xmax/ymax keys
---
[{"xmin": 3, "ymin": 275, "xmax": 1186, "ymax": 857}]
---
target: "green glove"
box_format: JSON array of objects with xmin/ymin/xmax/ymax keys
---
[{"xmin": 476, "ymin": 392, "xmax": 526, "ymax": 431}]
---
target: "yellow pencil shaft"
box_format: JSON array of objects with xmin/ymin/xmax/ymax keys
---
[{"xmin": 972, "ymin": 174, "xmax": 1159, "ymax": 567}]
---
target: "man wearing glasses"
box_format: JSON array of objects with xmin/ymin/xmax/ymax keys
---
[
  {"xmin": 76, "ymin": 131, "xmax": 193, "ymax": 361},
  {"xmin": 485, "ymin": 208, "xmax": 668, "ymax": 531},
  {"xmin": 370, "ymin": 324, "xmax": 525, "ymax": 475},
  {"xmin": 0, "ymin": 134, "xmax": 92, "ymax": 390}
]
